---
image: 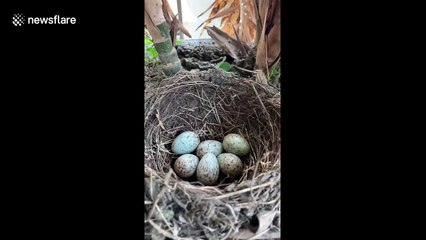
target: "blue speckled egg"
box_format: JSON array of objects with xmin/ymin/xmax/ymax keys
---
[
  {"xmin": 196, "ymin": 153, "xmax": 219, "ymax": 185},
  {"xmin": 171, "ymin": 131, "xmax": 200, "ymax": 154},
  {"xmin": 173, "ymin": 154, "xmax": 199, "ymax": 178},
  {"xmin": 222, "ymin": 133, "xmax": 250, "ymax": 156},
  {"xmin": 196, "ymin": 140, "xmax": 223, "ymax": 158},
  {"xmin": 217, "ymin": 153, "xmax": 243, "ymax": 177}
]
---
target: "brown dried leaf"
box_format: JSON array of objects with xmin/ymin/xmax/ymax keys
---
[
  {"xmin": 161, "ymin": 0, "xmax": 192, "ymax": 43},
  {"xmin": 197, "ymin": 1, "xmax": 216, "ymax": 18},
  {"xmin": 206, "ymin": 26, "xmax": 250, "ymax": 60},
  {"xmin": 205, "ymin": 4, "xmax": 239, "ymax": 23},
  {"xmin": 265, "ymin": 0, "xmax": 280, "ymax": 66},
  {"xmin": 254, "ymin": 0, "xmax": 281, "ymax": 75},
  {"xmin": 254, "ymin": 0, "xmax": 269, "ymax": 74},
  {"xmin": 199, "ymin": 0, "xmax": 238, "ymax": 35},
  {"xmin": 145, "ymin": 9, "xmax": 164, "ymax": 43}
]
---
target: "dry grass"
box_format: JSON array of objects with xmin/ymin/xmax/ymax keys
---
[{"xmin": 144, "ymin": 69, "xmax": 281, "ymax": 239}]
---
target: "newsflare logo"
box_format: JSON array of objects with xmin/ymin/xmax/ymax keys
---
[
  {"xmin": 12, "ymin": 13, "xmax": 77, "ymax": 27},
  {"xmin": 12, "ymin": 13, "xmax": 25, "ymax": 26}
]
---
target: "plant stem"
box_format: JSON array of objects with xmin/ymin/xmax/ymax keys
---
[
  {"xmin": 145, "ymin": 0, "xmax": 182, "ymax": 76},
  {"xmin": 153, "ymin": 22, "xmax": 182, "ymax": 76}
]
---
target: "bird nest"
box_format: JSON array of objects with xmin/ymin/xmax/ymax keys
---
[{"xmin": 144, "ymin": 69, "xmax": 281, "ymax": 240}]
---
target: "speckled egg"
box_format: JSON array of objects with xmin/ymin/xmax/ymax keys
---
[
  {"xmin": 196, "ymin": 140, "xmax": 223, "ymax": 158},
  {"xmin": 196, "ymin": 153, "xmax": 219, "ymax": 185},
  {"xmin": 171, "ymin": 131, "xmax": 200, "ymax": 154},
  {"xmin": 217, "ymin": 153, "xmax": 243, "ymax": 177},
  {"xmin": 173, "ymin": 154, "xmax": 199, "ymax": 178},
  {"xmin": 222, "ymin": 133, "xmax": 250, "ymax": 156}
]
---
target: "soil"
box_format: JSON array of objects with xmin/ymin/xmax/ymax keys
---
[
  {"xmin": 178, "ymin": 44, "xmax": 259, "ymax": 79},
  {"xmin": 176, "ymin": 44, "xmax": 230, "ymax": 71},
  {"xmin": 176, "ymin": 44, "xmax": 228, "ymax": 62},
  {"xmin": 146, "ymin": 44, "xmax": 257, "ymax": 77},
  {"xmin": 145, "ymin": 44, "xmax": 236, "ymax": 99},
  {"xmin": 145, "ymin": 45, "xmax": 228, "ymax": 81}
]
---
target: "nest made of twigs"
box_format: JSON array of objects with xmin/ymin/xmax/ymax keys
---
[{"xmin": 144, "ymin": 69, "xmax": 281, "ymax": 240}]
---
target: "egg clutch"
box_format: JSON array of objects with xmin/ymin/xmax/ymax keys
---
[{"xmin": 171, "ymin": 131, "xmax": 250, "ymax": 185}]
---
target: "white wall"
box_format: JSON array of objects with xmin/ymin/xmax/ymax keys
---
[{"xmin": 169, "ymin": 0, "xmax": 221, "ymax": 39}]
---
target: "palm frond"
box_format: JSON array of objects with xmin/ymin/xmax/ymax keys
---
[{"xmin": 200, "ymin": 0, "xmax": 281, "ymax": 77}]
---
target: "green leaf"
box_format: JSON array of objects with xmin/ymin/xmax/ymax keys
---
[
  {"xmin": 146, "ymin": 47, "xmax": 158, "ymax": 59},
  {"xmin": 215, "ymin": 57, "xmax": 226, "ymax": 67},
  {"xmin": 175, "ymin": 39, "xmax": 184, "ymax": 45},
  {"xmin": 215, "ymin": 57, "xmax": 230, "ymax": 71},
  {"xmin": 145, "ymin": 36, "xmax": 153, "ymax": 45},
  {"xmin": 217, "ymin": 62, "xmax": 231, "ymax": 72}
]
